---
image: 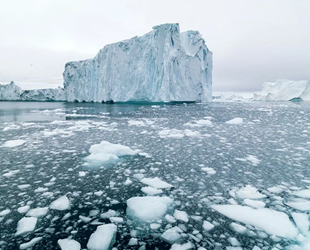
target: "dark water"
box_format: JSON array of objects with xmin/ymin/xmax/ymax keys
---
[{"xmin": 0, "ymin": 101, "xmax": 310, "ymax": 250}]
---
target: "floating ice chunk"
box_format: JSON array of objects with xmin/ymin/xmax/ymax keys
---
[
  {"xmin": 18, "ymin": 184, "xmax": 31, "ymax": 190},
  {"xmin": 243, "ymin": 199, "xmax": 266, "ymax": 208},
  {"xmin": 50, "ymin": 196, "xmax": 71, "ymax": 211},
  {"xmin": 211, "ymin": 205, "xmax": 298, "ymax": 239},
  {"xmin": 128, "ymin": 120, "xmax": 145, "ymax": 126},
  {"xmin": 291, "ymin": 213, "xmax": 309, "ymax": 235},
  {"xmin": 34, "ymin": 187, "xmax": 48, "ymax": 193},
  {"xmin": 26, "ymin": 207, "xmax": 49, "ymax": 217},
  {"xmin": 158, "ymin": 129, "xmax": 184, "ymax": 139},
  {"xmin": 165, "ymin": 214, "xmax": 177, "ymax": 223},
  {"xmin": 196, "ymin": 119, "xmax": 213, "ymax": 126},
  {"xmin": 170, "ymin": 242, "xmax": 195, "ymax": 250},
  {"xmin": 230, "ymin": 222, "xmax": 247, "ymax": 234},
  {"xmin": 225, "ymin": 118, "xmax": 243, "ymax": 125},
  {"xmin": 286, "ymin": 201, "xmax": 310, "ymax": 211},
  {"xmin": 18, "ymin": 205, "xmax": 30, "ymax": 214},
  {"xmin": 109, "ymin": 217, "xmax": 124, "ymax": 223},
  {"xmin": 252, "ymin": 247, "xmax": 261, "ymax": 250},
  {"xmin": 228, "ymin": 237, "xmax": 240, "ymax": 246},
  {"xmin": 94, "ymin": 191, "xmax": 104, "ymax": 196},
  {"xmin": 2, "ymin": 139, "xmax": 26, "ymax": 148},
  {"xmin": 128, "ymin": 238, "xmax": 138, "ymax": 246},
  {"xmin": 20, "ymin": 237, "xmax": 42, "ymax": 249},
  {"xmin": 292, "ymin": 189, "xmax": 310, "ymax": 199},
  {"xmin": 79, "ymin": 215, "xmax": 92, "ymax": 223},
  {"xmin": 173, "ymin": 210, "xmax": 189, "ymax": 222},
  {"xmin": 3, "ymin": 170, "xmax": 20, "ymax": 177},
  {"xmin": 203, "ymin": 221, "xmax": 214, "ymax": 231},
  {"xmin": 245, "ymin": 155, "xmax": 260, "ymax": 166},
  {"xmin": 100, "ymin": 210, "xmax": 118, "ymax": 219},
  {"xmin": 201, "ymin": 167, "xmax": 216, "ymax": 175},
  {"xmin": 87, "ymin": 224, "xmax": 117, "ymax": 250},
  {"xmin": 15, "ymin": 217, "xmax": 38, "ymax": 236},
  {"xmin": 161, "ymin": 228, "xmax": 182, "ymax": 244},
  {"xmin": 236, "ymin": 185, "xmax": 266, "ymax": 199},
  {"xmin": 268, "ymin": 186, "xmax": 284, "ymax": 194},
  {"xmin": 127, "ymin": 196, "xmax": 173, "ymax": 221},
  {"xmin": 0, "ymin": 209, "xmax": 11, "ymax": 217},
  {"xmin": 58, "ymin": 238, "xmax": 81, "ymax": 250},
  {"xmin": 85, "ymin": 141, "xmax": 139, "ymax": 164},
  {"xmin": 141, "ymin": 186, "xmax": 163, "ymax": 195},
  {"xmin": 141, "ymin": 177, "xmax": 173, "ymax": 189},
  {"xmin": 133, "ymin": 173, "xmax": 144, "ymax": 180},
  {"xmin": 150, "ymin": 223, "xmax": 161, "ymax": 230}
]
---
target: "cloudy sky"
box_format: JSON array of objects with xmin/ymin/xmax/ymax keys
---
[{"xmin": 0, "ymin": 0, "xmax": 309, "ymax": 92}]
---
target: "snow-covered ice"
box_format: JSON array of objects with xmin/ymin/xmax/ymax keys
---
[{"xmin": 15, "ymin": 217, "xmax": 38, "ymax": 236}]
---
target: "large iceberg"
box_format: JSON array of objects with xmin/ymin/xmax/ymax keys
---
[
  {"xmin": 63, "ymin": 23, "xmax": 212, "ymax": 103},
  {"xmin": 254, "ymin": 79, "xmax": 310, "ymax": 101},
  {"xmin": 0, "ymin": 81, "xmax": 65, "ymax": 101}
]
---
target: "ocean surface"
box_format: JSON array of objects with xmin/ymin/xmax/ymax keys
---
[{"xmin": 0, "ymin": 101, "xmax": 310, "ymax": 250}]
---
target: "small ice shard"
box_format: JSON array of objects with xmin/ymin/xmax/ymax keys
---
[
  {"xmin": 225, "ymin": 118, "xmax": 243, "ymax": 124},
  {"xmin": 173, "ymin": 210, "xmax": 189, "ymax": 222},
  {"xmin": 230, "ymin": 222, "xmax": 247, "ymax": 234},
  {"xmin": 18, "ymin": 205, "xmax": 30, "ymax": 214},
  {"xmin": 236, "ymin": 185, "xmax": 266, "ymax": 200},
  {"xmin": 20, "ymin": 237, "xmax": 42, "ymax": 249},
  {"xmin": 58, "ymin": 239, "xmax": 81, "ymax": 250},
  {"xmin": 203, "ymin": 221, "xmax": 215, "ymax": 231},
  {"xmin": 15, "ymin": 217, "xmax": 38, "ymax": 236},
  {"xmin": 127, "ymin": 196, "xmax": 173, "ymax": 221},
  {"xmin": 141, "ymin": 177, "xmax": 173, "ymax": 189},
  {"xmin": 109, "ymin": 217, "xmax": 124, "ymax": 223},
  {"xmin": 170, "ymin": 242, "xmax": 195, "ymax": 250},
  {"xmin": 26, "ymin": 207, "xmax": 49, "ymax": 217},
  {"xmin": 141, "ymin": 186, "xmax": 163, "ymax": 195},
  {"xmin": 50, "ymin": 195, "xmax": 71, "ymax": 211},
  {"xmin": 160, "ymin": 228, "xmax": 182, "ymax": 244},
  {"xmin": 245, "ymin": 155, "xmax": 260, "ymax": 166},
  {"xmin": 1, "ymin": 139, "xmax": 26, "ymax": 148},
  {"xmin": 85, "ymin": 141, "xmax": 138, "ymax": 165},
  {"xmin": 87, "ymin": 224, "xmax": 117, "ymax": 250},
  {"xmin": 211, "ymin": 205, "xmax": 298, "ymax": 239}
]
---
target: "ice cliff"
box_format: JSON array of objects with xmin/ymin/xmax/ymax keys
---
[
  {"xmin": 63, "ymin": 23, "xmax": 212, "ymax": 103},
  {"xmin": 0, "ymin": 81, "xmax": 65, "ymax": 101},
  {"xmin": 254, "ymin": 79, "xmax": 310, "ymax": 101}
]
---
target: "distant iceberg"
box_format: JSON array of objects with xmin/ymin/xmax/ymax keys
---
[
  {"xmin": 254, "ymin": 79, "xmax": 310, "ymax": 101},
  {"xmin": 63, "ymin": 23, "xmax": 212, "ymax": 103},
  {"xmin": 0, "ymin": 81, "xmax": 65, "ymax": 101}
]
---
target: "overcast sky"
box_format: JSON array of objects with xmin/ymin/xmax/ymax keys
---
[{"xmin": 0, "ymin": 0, "xmax": 309, "ymax": 92}]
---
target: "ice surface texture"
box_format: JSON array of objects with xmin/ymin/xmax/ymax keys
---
[
  {"xmin": 63, "ymin": 23, "xmax": 212, "ymax": 103},
  {"xmin": 254, "ymin": 79, "xmax": 310, "ymax": 101}
]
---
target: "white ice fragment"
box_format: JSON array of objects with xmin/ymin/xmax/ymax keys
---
[
  {"xmin": 50, "ymin": 195, "xmax": 71, "ymax": 211},
  {"xmin": 161, "ymin": 228, "xmax": 181, "ymax": 244},
  {"xmin": 141, "ymin": 177, "xmax": 173, "ymax": 189},
  {"xmin": 286, "ymin": 201, "xmax": 310, "ymax": 211},
  {"xmin": 20, "ymin": 237, "xmax": 42, "ymax": 250},
  {"xmin": 85, "ymin": 141, "xmax": 138, "ymax": 164},
  {"xmin": 26, "ymin": 207, "xmax": 49, "ymax": 217},
  {"xmin": 17, "ymin": 184, "xmax": 31, "ymax": 190},
  {"xmin": 128, "ymin": 238, "xmax": 138, "ymax": 246},
  {"xmin": 173, "ymin": 210, "xmax": 189, "ymax": 223},
  {"xmin": 150, "ymin": 223, "xmax": 161, "ymax": 230},
  {"xmin": 18, "ymin": 205, "xmax": 30, "ymax": 214},
  {"xmin": 245, "ymin": 155, "xmax": 260, "ymax": 166},
  {"xmin": 58, "ymin": 238, "xmax": 81, "ymax": 250},
  {"xmin": 127, "ymin": 196, "xmax": 173, "ymax": 221},
  {"xmin": 203, "ymin": 220, "xmax": 215, "ymax": 231},
  {"xmin": 228, "ymin": 237, "xmax": 240, "ymax": 246},
  {"xmin": 291, "ymin": 212, "xmax": 309, "ymax": 236},
  {"xmin": 79, "ymin": 215, "xmax": 92, "ymax": 223},
  {"xmin": 230, "ymin": 222, "xmax": 247, "ymax": 234},
  {"xmin": 292, "ymin": 189, "xmax": 310, "ymax": 199},
  {"xmin": 170, "ymin": 242, "xmax": 195, "ymax": 250},
  {"xmin": 87, "ymin": 224, "xmax": 117, "ymax": 250},
  {"xmin": 211, "ymin": 205, "xmax": 298, "ymax": 239},
  {"xmin": 15, "ymin": 217, "xmax": 38, "ymax": 236},
  {"xmin": 225, "ymin": 118, "xmax": 243, "ymax": 125},
  {"xmin": 243, "ymin": 199, "xmax": 266, "ymax": 209},
  {"xmin": 141, "ymin": 186, "xmax": 163, "ymax": 195},
  {"xmin": 236, "ymin": 185, "xmax": 266, "ymax": 200},
  {"xmin": 109, "ymin": 217, "xmax": 124, "ymax": 223},
  {"xmin": 0, "ymin": 209, "xmax": 11, "ymax": 217},
  {"xmin": 2, "ymin": 139, "xmax": 26, "ymax": 148},
  {"xmin": 165, "ymin": 214, "xmax": 177, "ymax": 223}
]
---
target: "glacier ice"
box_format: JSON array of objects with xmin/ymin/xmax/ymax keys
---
[
  {"xmin": 63, "ymin": 23, "xmax": 212, "ymax": 103},
  {"xmin": 254, "ymin": 79, "xmax": 310, "ymax": 101}
]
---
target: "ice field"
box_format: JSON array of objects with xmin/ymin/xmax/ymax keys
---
[{"xmin": 0, "ymin": 101, "xmax": 310, "ymax": 249}]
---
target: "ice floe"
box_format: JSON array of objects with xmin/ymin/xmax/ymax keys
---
[{"xmin": 87, "ymin": 224, "xmax": 117, "ymax": 250}]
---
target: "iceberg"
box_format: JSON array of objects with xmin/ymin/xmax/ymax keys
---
[
  {"xmin": 254, "ymin": 79, "xmax": 310, "ymax": 101},
  {"xmin": 63, "ymin": 23, "xmax": 212, "ymax": 103},
  {"xmin": 0, "ymin": 81, "xmax": 65, "ymax": 101}
]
